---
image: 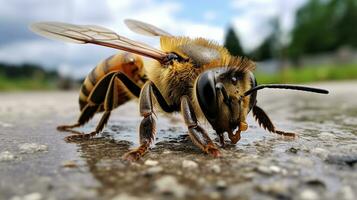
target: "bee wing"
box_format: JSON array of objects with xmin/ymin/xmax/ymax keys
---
[
  {"xmin": 30, "ymin": 22, "xmax": 167, "ymax": 61},
  {"xmin": 124, "ymin": 19, "xmax": 172, "ymax": 37}
]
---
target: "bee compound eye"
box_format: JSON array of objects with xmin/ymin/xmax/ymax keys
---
[{"xmin": 196, "ymin": 71, "xmax": 218, "ymax": 121}]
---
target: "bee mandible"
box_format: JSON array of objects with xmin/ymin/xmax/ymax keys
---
[{"xmin": 30, "ymin": 19, "xmax": 329, "ymax": 161}]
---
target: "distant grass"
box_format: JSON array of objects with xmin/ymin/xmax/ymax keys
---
[
  {"xmin": 0, "ymin": 64, "xmax": 356, "ymax": 91},
  {"xmin": 0, "ymin": 74, "xmax": 56, "ymax": 91},
  {"xmin": 255, "ymin": 64, "xmax": 357, "ymax": 84}
]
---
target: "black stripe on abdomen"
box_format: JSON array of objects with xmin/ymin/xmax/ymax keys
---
[{"xmin": 81, "ymin": 84, "xmax": 90, "ymax": 97}]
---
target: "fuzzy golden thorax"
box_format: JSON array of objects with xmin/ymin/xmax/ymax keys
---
[{"xmin": 145, "ymin": 36, "xmax": 256, "ymax": 143}]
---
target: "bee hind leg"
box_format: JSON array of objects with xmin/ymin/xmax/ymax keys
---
[
  {"xmin": 65, "ymin": 111, "xmax": 110, "ymax": 142},
  {"xmin": 64, "ymin": 71, "xmax": 142, "ymax": 142},
  {"xmin": 58, "ymin": 72, "xmax": 117, "ymax": 137},
  {"xmin": 180, "ymin": 95, "xmax": 221, "ymax": 157},
  {"xmin": 252, "ymin": 105, "xmax": 296, "ymax": 137},
  {"xmin": 57, "ymin": 104, "xmax": 100, "ymax": 135},
  {"xmin": 65, "ymin": 73, "xmax": 121, "ymax": 142},
  {"xmin": 57, "ymin": 123, "xmax": 81, "ymax": 134}
]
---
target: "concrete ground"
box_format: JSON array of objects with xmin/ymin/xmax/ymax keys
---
[{"xmin": 0, "ymin": 81, "xmax": 356, "ymax": 200}]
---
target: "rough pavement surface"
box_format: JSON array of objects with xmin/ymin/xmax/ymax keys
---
[{"xmin": 0, "ymin": 82, "xmax": 356, "ymax": 200}]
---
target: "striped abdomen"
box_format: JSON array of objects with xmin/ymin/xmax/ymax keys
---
[{"xmin": 79, "ymin": 53, "xmax": 145, "ymax": 111}]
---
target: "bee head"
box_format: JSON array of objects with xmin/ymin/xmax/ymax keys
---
[
  {"xmin": 195, "ymin": 68, "xmax": 257, "ymax": 145},
  {"xmin": 195, "ymin": 65, "xmax": 329, "ymax": 145}
]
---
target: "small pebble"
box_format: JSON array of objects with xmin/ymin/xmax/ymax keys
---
[
  {"xmin": 256, "ymin": 166, "xmax": 272, "ymax": 175},
  {"xmin": 216, "ymin": 180, "xmax": 227, "ymax": 190},
  {"xmin": 0, "ymin": 151, "xmax": 16, "ymax": 161},
  {"xmin": 338, "ymin": 186, "xmax": 354, "ymax": 200},
  {"xmin": 197, "ymin": 177, "xmax": 206, "ymax": 186},
  {"xmin": 210, "ymin": 164, "xmax": 221, "ymax": 173},
  {"xmin": 62, "ymin": 160, "xmax": 78, "ymax": 168},
  {"xmin": 144, "ymin": 159, "xmax": 159, "ymax": 166},
  {"xmin": 10, "ymin": 192, "xmax": 42, "ymax": 200},
  {"xmin": 288, "ymin": 147, "xmax": 299, "ymax": 154},
  {"xmin": 226, "ymin": 183, "xmax": 253, "ymax": 199},
  {"xmin": 269, "ymin": 165, "xmax": 281, "ymax": 173},
  {"xmin": 299, "ymin": 189, "xmax": 319, "ymax": 200},
  {"xmin": 242, "ymin": 172, "xmax": 256, "ymax": 180},
  {"xmin": 162, "ymin": 150, "xmax": 171, "ymax": 154},
  {"xmin": 182, "ymin": 160, "xmax": 198, "ymax": 169},
  {"xmin": 291, "ymin": 156, "xmax": 314, "ymax": 167},
  {"xmin": 0, "ymin": 121, "xmax": 13, "ymax": 128},
  {"xmin": 208, "ymin": 191, "xmax": 221, "ymax": 199},
  {"xmin": 111, "ymin": 193, "xmax": 142, "ymax": 200},
  {"xmin": 311, "ymin": 148, "xmax": 329, "ymax": 160},
  {"xmin": 319, "ymin": 132, "xmax": 336, "ymax": 140},
  {"xmin": 18, "ymin": 143, "xmax": 48, "ymax": 154},
  {"xmin": 155, "ymin": 175, "xmax": 187, "ymax": 198},
  {"xmin": 257, "ymin": 181, "xmax": 289, "ymax": 196},
  {"xmin": 146, "ymin": 166, "xmax": 163, "ymax": 175}
]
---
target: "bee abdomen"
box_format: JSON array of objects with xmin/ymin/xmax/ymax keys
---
[
  {"xmin": 79, "ymin": 83, "xmax": 91, "ymax": 111},
  {"xmin": 77, "ymin": 53, "xmax": 144, "ymax": 111}
]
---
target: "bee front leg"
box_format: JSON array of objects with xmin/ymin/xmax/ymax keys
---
[
  {"xmin": 180, "ymin": 96, "xmax": 221, "ymax": 157},
  {"xmin": 123, "ymin": 82, "xmax": 157, "ymax": 161}
]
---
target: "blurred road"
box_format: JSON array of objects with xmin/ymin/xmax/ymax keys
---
[{"xmin": 0, "ymin": 81, "xmax": 356, "ymax": 200}]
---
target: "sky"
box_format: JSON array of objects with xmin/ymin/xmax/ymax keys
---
[{"xmin": 0, "ymin": 0, "xmax": 307, "ymax": 78}]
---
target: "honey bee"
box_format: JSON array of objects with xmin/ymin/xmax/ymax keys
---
[{"xmin": 30, "ymin": 19, "xmax": 329, "ymax": 161}]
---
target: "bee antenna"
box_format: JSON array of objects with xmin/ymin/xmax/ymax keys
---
[{"xmin": 244, "ymin": 84, "xmax": 329, "ymax": 96}]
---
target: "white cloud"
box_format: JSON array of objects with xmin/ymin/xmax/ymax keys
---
[
  {"xmin": 230, "ymin": 0, "xmax": 306, "ymax": 52},
  {"xmin": 0, "ymin": 0, "xmax": 224, "ymax": 78},
  {"xmin": 0, "ymin": 40, "xmax": 66, "ymax": 66},
  {"xmin": 0, "ymin": 0, "xmax": 307, "ymax": 77}
]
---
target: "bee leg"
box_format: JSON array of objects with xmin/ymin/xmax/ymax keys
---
[
  {"xmin": 57, "ymin": 72, "xmax": 119, "ymax": 134},
  {"xmin": 65, "ymin": 74, "xmax": 120, "ymax": 142},
  {"xmin": 123, "ymin": 82, "xmax": 157, "ymax": 161},
  {"xmin": 218, "ymin": 133, "xmax": 225, "ymax": 147},
  {"xmin": 180, "ymin": 95, "xmax": 221, "ymax": 157},
  {"xmin": 57, "ymin": 104, "xmax": 100, "ymax": 135},
  {"xmin": 65, "ymin": 112, "xmax": 111, "ymax": 142},
  {"xmin": 252, "ymin": 105, "xmax": 296, "ymax": 137},
  {"xmin": 57, "ymin": 123, "xmax": 81, "ymax": 132}
]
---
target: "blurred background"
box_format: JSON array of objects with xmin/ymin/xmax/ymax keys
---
[{"xmin": 0, "ymin": 0, "xmax": 356, "ymax": 91}]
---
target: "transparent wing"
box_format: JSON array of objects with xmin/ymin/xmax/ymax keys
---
[
  {"xmin": 124, "ymin": 19, "xmax": 172, "ymax": 37},
  {"xmin": 30, "ymin": 22, "xmax": 167, "ymax": 61}
]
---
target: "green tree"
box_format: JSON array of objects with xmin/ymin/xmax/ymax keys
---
[
  {"xmin": 250, "ymin": 35, "xmax": 274, "ymax": 61},
  {"xmin": 335, "ymin": 0, "xmax": 357, "ymax": 47},
  {"xmin": 250, "ymin": 18, "xmax": 284, "ymax": 61},
  {"xmin": 224, "ymin": 26, "xmax": 245, "ymax": 56},
  {"xmin": 288, "ymin": 0, "xmax": 357, "ymax": 58}
]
